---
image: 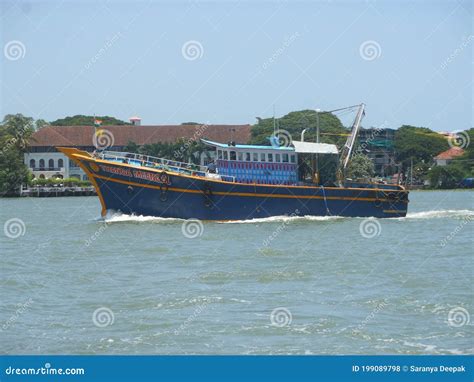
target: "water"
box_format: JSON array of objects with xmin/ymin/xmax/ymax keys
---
[{"xmin": 1, "ymin": 191, "xmax": 473, "ymax": 355}]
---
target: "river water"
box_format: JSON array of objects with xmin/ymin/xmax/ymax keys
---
[{"xmin": 1, "ymin": 190, "xmax": 473, "ymax": 354}]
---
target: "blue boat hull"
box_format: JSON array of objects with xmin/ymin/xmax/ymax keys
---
[{"xmin": 59, "ymin": 148, "xmax": 409, "ymax": 220}]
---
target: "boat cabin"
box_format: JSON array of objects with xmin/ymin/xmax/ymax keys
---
[{"xmin": 201, "ymin": 139, "xmax": 338, "ymax": 185}]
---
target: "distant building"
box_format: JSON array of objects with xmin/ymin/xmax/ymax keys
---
[
  {"xmin": 25, "ymin": 123, "xmax": 251, "ymax": 180},
  {"xmin": 357, "ymin": 128, "xmax": 397, "ymax": 177},
  {"xmin": 433, "ymin": 147, "xmax": 465, "ymax": 166}
]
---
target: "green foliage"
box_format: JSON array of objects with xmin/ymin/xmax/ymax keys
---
[
  {"xmin": 428, "ymin": 163, "xmax": 467, "ymax": 189},
  {"xmin": 394, "ymin": 125, "xmax": 449, "ymax": 170},
  {"xmin": 50, "ymin": 115, "xmax": 130, "ymax": 126},
  {"xmin": 346, "ymin": 153, "xmax": 375, "ymax": 179},
  {"xmin": 0, "ymin": 114, "xmax": 35, "ymax": 195},
  {"xmin": 251, "ymin": 110, "xmax": 347, "ymax": 147},
  {"xmin": 451, "ymin": 128, "xmax": 474, "ymax": 176},
  {"xmin": 124, "ymin": 141, "xmax": 140, "ymax": 153},
  {"xmin": 35, "ymin": 119, "xmax": 48, "ymax": 130}
]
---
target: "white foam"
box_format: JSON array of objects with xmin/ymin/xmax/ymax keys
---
[
  {"xmin": 102, "ymin": 211, "xmax": 183, "ymax": 223},
  {"xmin": 223, "ymin": 215, "xmax": 344, "ymax": 224},
  {"xmin": 403, "ymin": 210, "xmax": 474, "ymax": 219},
  {"xmin": 99, "ymin": 209, "xmax": 474, "ymax": 224}
]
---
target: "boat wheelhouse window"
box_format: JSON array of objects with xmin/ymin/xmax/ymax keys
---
[
  {"xmin": 230, "ymin": 151, "xmax": 236, "ymax": 160},
  {"xmin": 253, "ymin": 152, "xmax": 258, "ymax": 161},
  {"xmin": 275, "ymin": 154, "xmax": 281, "ymax": 162},
  {"xmin": 282, "ymin": 153, "xmax": 289, "ymax": 163},
  {"xmin": 260, "ymin": 153, "xmax": 266, "ymax": 161},
  {"xmin": 268, "ymin": 153, "xmax": 273, "ymax": 162},
  {"xmin": 290, "ymin": 154, "xmax": 296, "ymax": 163},
  {"xmin": 218, "ymin": 150, "xmax": 223, "ymax": 160},
  {"xmin": 237, "ymin": 152, "xmax": 243, "ymax": 161},
  {"xmin": 224, "ymin": 151, "xmax": 229, "ymax": 160},
  {"xmin": 245, "ymin": 152, "xmax": 251, "ymax": 161}
]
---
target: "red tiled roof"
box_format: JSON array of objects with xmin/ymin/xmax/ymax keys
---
[
  {"xmin": 434, "ymin": 147, "xmax": 465, "ymax": 160},
  {"xmin": 29, "ymin": 124, "xmax": 252, "ymax": 147}
]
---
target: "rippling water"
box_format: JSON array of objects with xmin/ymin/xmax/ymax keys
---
[{"xmin": 1, "ymin": 190, "xmax": 473, "ymax": 354}]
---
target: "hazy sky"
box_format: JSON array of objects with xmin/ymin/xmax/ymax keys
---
[{"xmin": 1, "ymin": 0, "xmax": 472, "ymax": 131}]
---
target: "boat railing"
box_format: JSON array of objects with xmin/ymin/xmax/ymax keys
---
[{"xmin": 97, "ymin": 150, "xmax": 235, "ymax": 182}]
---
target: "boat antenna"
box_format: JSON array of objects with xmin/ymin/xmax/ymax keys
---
[{"xmin": 273, "ymin": 104, "xmax": 277, "ymax": 136}]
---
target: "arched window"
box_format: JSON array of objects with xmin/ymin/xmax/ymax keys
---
[
  {"xmin": 58, "ymin": 159, "xmax": 64, "ymax": 168},
  {"xmin": 29, "ymin": 159, "xmax": 36, "ymax": 168},
  {"xmin": 39, "ymin": 174, "xmax": 45, "ymax": 179},
  {"xmin": 48, "ymin": 159, "xmax": 54, "ymax": 169},
  {"xmin": 39, "ymin": 159, "xmax": 45, "ymax": 169}
]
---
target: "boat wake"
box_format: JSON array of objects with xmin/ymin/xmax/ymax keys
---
[
  {"xmin": 98, "ymin": 209, "xmax": 473, "ymax": 224},
  {"xmin": 222, "ymin": 215, "xmax": 344, "ymax": 224},
  {"xmin": 402, "ymin": 210, "xmax": 474, "ymax": 220},
  {"xmin": 101, "ymin": 211, "xmax": 183, "ymax": 224}
]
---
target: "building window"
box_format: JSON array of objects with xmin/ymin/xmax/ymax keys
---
[
  {"xmin": 245, "ymin": 152, "xmax": 251, "ymax": 161},
  {"xmin": 48, "ymin": 159, "xmax": 54, "ymax": 168},
  {"xmin": 253, "ymin": 152, "xmax": 258, "ymax": 161},
  {"xmin": 39, "ymin": 159, "xmax": 45, "ymax": 169},
  {"xmin": 29, "ymin": 159, "xmax": 35, "ymax": 168},
  {"xmin": 237, "ymin": 152, "xmax": 243, "ymax": 161},
  {"xmin": 282, "ymin": 154, "xmax": 289, "ymax": 163},
  {"xmin": 224, "ymin": 151, "xmax": 229, "ymax": 160},
  {"xmin": 268, "ymin": 153, "xmax": 273, "ymax": 162},
  {"xmin": 275, "ymin": 154, "xmax": 281, "ymax": 162},
  {"xmin": 58, "ymin": 159, "xmax": 64, "ymax": 168},
  {"xmin": 218, "ymin": 150, "xmax": 223, "ymax": 160},
  {"xmin": 290, "ymin": 155, "xmax": 296, "ymax": 163},
  {"xmin": 230, "ymin": 151, "xmax": 236, "ymax": 161},
  {"xmin": 260, "ymin": 153, "xmax": 266, "ymax": 162}
]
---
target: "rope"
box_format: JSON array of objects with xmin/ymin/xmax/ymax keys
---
[{"xmin": 320, "ymin": 186, "xmax": 331, "ymax": 216}]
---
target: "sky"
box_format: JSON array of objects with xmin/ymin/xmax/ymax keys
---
[{"xmin": 0, "ymin": 0, "xmax": 472, "ymax": 131}]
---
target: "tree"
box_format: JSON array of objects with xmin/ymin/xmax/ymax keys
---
[
  {"xmin": 124, "ymin": 141, "xmax": 140, "ymax": 153},
  {"xmin": 250, "ymin": 109, "xmax": 347, "ymax": 147},
  {"xmin": 449, "ymin": 128, "xmax": 474, "ymax": 177},
  {"xmin": 428, "ymin": 163, "xmax": 467, "ymax": 189},
  {"xmin": 35, "ymin": 119, "xmax": 48, "ymax": 130},
  {"xmin": 346, "ymin": 153, "xmax": 375, "ymax": 179},
  {"xmin": 0, "ymin": 114, "xmax": 35, "ymax": 195},
  {"xmin": 394, "ymin": 125, "xmax": 449, "ymax": 170},
  {"xmin": 50, "ymin": 115, "xmax": 130, "ymax": 126}
]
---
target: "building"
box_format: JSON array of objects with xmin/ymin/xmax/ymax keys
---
[
  {"xmin": 433, "ymin": 147, "xmax": 465, "ymax": 166},
  {"xmin": 25, "ymin": 123, "xmax": 252, "ymax": 180},
  {"xmin": 357, "ymin": 128, "xmax": 397, "ymax": 177}
]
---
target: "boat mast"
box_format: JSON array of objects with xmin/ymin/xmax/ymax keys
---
[{"xmin": 338, "ymin": 103, "xmax": 366, "ymax": 181}]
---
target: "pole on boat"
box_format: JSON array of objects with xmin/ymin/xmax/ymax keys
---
[
  {"xmin": 315, "ymin": 109, "xmax": 320, "ymax": 184},
  {"xmin": 337, "ymin": 103, "xmax": 366, "ymax": 184}
]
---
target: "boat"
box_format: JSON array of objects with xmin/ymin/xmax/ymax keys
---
[{"xmin": 58, "ymin": 104, "xmax": 409, "ymax": 220}]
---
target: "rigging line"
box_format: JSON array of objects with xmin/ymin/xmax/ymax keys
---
[
  {"xmin": 325, "ymin": 104, "xmax": 361, "ymax": 114},
  {"xmin": 320, "ymin": 185, "xmax": 331, "ymax": 216}
]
